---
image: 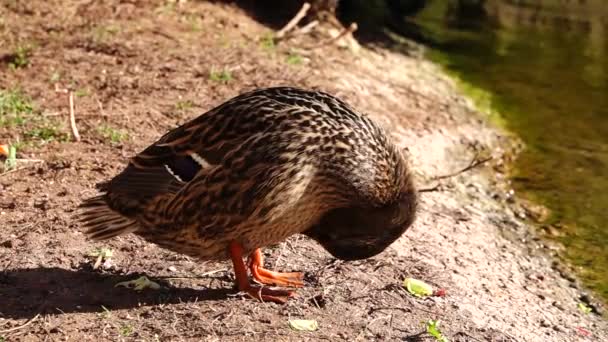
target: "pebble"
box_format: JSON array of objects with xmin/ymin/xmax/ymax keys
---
[
  {"xmin": 168, "ymin": 266, "xmax": 177, "ymax": 272},
  {"xmin": 552, "ymin": 301, "xmax": 565, "ymax": 311}
]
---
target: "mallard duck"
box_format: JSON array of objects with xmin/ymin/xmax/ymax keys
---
[{"xmin": 79, "ymin": 87, "xmax": 417, "ymax": 303}]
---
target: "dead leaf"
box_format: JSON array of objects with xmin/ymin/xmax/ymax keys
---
[
  {"xmin": 115, "ymin": 276, "xmax": 160, "ymax": 291},
  {"xmin": 288, "ymin": 319, "xmax": 319, "ymax": 332}
]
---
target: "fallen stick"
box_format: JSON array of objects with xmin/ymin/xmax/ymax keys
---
[
  {"xmin": 299, "ymin": 20, "xmax": 318, "ymax": 34},
  {"xmin": 0, "ymin": 313, "xmax": 40, "ymax": 334},
  {"xmin": 310, "ymin": 22, "xmax": 358, "ymax": 49},
  {"xmin": 276, "ymin": 2, "xmax": 311, "ymax": 39},
  {"xmin": 68, "ymin": 91, "xmax": 81, "ymax": 142},
  {"xmin": 0, "ymin": 166, "xmax": 30, "ymax": 178},
  {"xmin": 13, "ymin": 158, "xmax": 44, "ymax": 163},
  {"xmin": 55, "ymin": 87, "xmax": 81, "ymax": 142}
]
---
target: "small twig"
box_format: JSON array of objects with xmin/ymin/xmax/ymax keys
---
[
  {"xmin": 0, "ymin": 166, "xmax": 32, "ymax": 177},
  {"xmin": 95, "ymin": 95, "xmax": 106, "ymax": 116},
  {"xmin": 151, "ymin": 28, "xmax": 179, "ymax": 42},
  {"xmin": 276, "ymin": 2, "xmax": 310, "ymax": 39},
  {"xmin": 296, "ymin": 20, "xmax": 318, "ymax": 36},
  {"xmin": 418, "ymin": 154, "xmax": 492, "ymax": 193},
  {"xmin": 417, "ymin": 183, "xmax": 441, "ymax": 193},
  {"xmin": 431, "ymin": 154, "xmax": 493, "ymax": 181},
  {"xmin": 93, "ymin": 254, "xmax": 103, "ymax": 270},
  {"xmin": 14, "ymin": 158, "xmax": 44, "ymax": 163},
  {"xmin": 455, "ymin": 332, "xmax": 484, "ymax": 342},
  {"xmin": 0, "ymin": 313, "xmax": 40, "ymax": 334},
  {"xmin": 368, "ymin": 306, "xmax": 411, "ymax": 314},
  {"xmin": 68, "ymin": 91, "xmax": 81, "ymax": 142},
  {"xmin": 379, "ymin": 304, "xmax": 443, "ymax": 317},
  {"xmin": 310, "ymin": 22, "xmax": 358, "ymax": 49}
]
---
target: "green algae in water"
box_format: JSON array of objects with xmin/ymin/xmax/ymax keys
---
[{"xmin": 412, "ymin": 2, "xmax": 608, "ymax": 302}]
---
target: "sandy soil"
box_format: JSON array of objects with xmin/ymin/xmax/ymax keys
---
[{"xmin": 0, "ymin": 1, "xmax": 606, "ymax": 341}]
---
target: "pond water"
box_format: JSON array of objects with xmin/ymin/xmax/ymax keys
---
[{"xmin": 411, "ymin": 1, "xmax": 608, "ymax": 301}]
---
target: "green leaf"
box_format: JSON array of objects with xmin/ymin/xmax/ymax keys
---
[
  {"xmin": 404, "ymin": 278, "xmax": 434, "ymax": 297},
  {"xmin": 89, "ymin": 247, "xmax": 113, "ymax": 258},
  {"xmin": 578, "ymin": 303, "xmax": 592, "ymax": 314},
  {"xmin": 426, "ymin": 319, "xmax": 449, "ymax": 342},
  {"xmin": 115, "ymin": 276, "xmax": 161, "ymax": 291},
  {"xmin": 288, "ymin": 319, "xmax": 319, "ymax": 332}
]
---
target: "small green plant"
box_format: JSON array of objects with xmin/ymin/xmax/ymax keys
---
[
  {"xmin": 9, "ymin": 45, "xmax": 31, "ymax": 69},
  {"xmin": 119, "ymin": 324, "xmax": 134, "ymax": 337},
  {"xmin": 3, "ymin": 145, "xmax": 17, "ymax": 171},
  {"xmin": 286, "ymin": 52, "xmax": 303, "ymax": 65},
  {"xmin": 175, "ymin": 100, "xmax": 194, "ymax": 111},
  {"xmin": 185, "ymin": 14, "xmax": 203, "ymax": 32},
  {"xmin": 154, "ymin": 1, "xmax": 175, "ymax": 15},
  {"xmin": 209, "ymin": 69, "xmax": 232, "ymax": 83},
  {"xmin": 49, "ymin": 71, "xmax": 61, "ymax": 83},
  {"xmin": 426, "ymin": 319, "xmax": 449, "ymax": 342},
  {"xmin": 0, "ymin": 89, "xmax": 34, "ymax": 127},
  {"xmin": 0, "ymin": 335, "xmax": 5, "ymax": 342},
  {"xmin": 260, "ymin": 33, "xmax": 275, "ymax": 51},
  {"xmin": 98, "ymin": 305, "xmax": 112, "ymax": 319},
  {"xmin": 91, "ymin": 24, "xmax": 120, "ymax": 43},
  {"xmin": 74, "ymin": 88, "xmax": 89, "ymax": 97},
  {"xmin": 98, "ymin": 125, "xmax": 128, "ymax": 144},
  {"xmin": 25, "ymin": 125, "xmax": 66, "ymax": 142}
]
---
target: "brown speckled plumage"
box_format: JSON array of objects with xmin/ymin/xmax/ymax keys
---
[{"xmin": 79, "ymin": 87, "xmax": 417, "ymax": 302}]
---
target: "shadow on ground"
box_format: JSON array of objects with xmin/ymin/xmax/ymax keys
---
[{"xmin": 0, "ymin": 267, "xmax": 232, "ymax": 319}]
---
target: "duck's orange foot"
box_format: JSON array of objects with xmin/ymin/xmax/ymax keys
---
[
  {"xmin": 242, "ymin": 284, "xmax": 296, "ymax": 304},
  {"xmin": 249, "ymin": 249, "xmax": 304, "ymax": 287},
  {"xmin": 229, "ymin": 242, "xmax": 302, "ymax": 304}
]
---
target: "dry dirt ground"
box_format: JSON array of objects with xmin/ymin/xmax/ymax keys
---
[{"xmin": 0, "ymin": 1, "xmax": 607, "ymax": 341}]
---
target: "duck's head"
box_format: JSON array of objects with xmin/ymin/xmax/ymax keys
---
[{"xmin": 303, "ymin": 187, "xmax": 417, "ymax": 261}]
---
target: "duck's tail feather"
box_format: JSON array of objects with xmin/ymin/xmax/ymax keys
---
[{"xmin": 78, "ymin": 195, "xmax": 140, "ymax": 240}]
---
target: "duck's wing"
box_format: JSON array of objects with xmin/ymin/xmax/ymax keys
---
[{"xmin": 79, "ymin": 98, "xmax": 271, "ymax": 240}]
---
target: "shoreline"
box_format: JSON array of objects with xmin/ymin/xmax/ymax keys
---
[
  {"xmin": 382, "ymin": 53, "xmax": 608, "ymax": 340},
  {"xmin": 0, "ymin": 1, "xmax": 606, "ymax": 340},
  {"xmin": 433, "ymin": 57, "xmax": 608, "ymax": 314}
]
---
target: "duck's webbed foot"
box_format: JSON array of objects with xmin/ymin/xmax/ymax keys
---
[
  {"xmin": 248, "ymin": 248, "xmax": 304, "ymax": 287},
  {"xmin": 229, "ymin": 242, "xmax": 299, "ymax": 304}
]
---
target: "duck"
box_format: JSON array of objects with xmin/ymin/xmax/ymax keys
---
[{"xmin": 79, "ymin": 87, "xmax": 417, "ymax": 303}]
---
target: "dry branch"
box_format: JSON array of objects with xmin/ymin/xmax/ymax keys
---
[
  {"xmin": 310, "ymin": 22, "xmax": 358, "ymax": 49},
  {"xmin": 276, "ymin": 2, "xmax": 311, "ymax": 39}
]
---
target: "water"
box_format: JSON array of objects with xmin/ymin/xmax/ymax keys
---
[{"xmin": 411, "ymin": 1, "xmax": 608, "ymax": 301}]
